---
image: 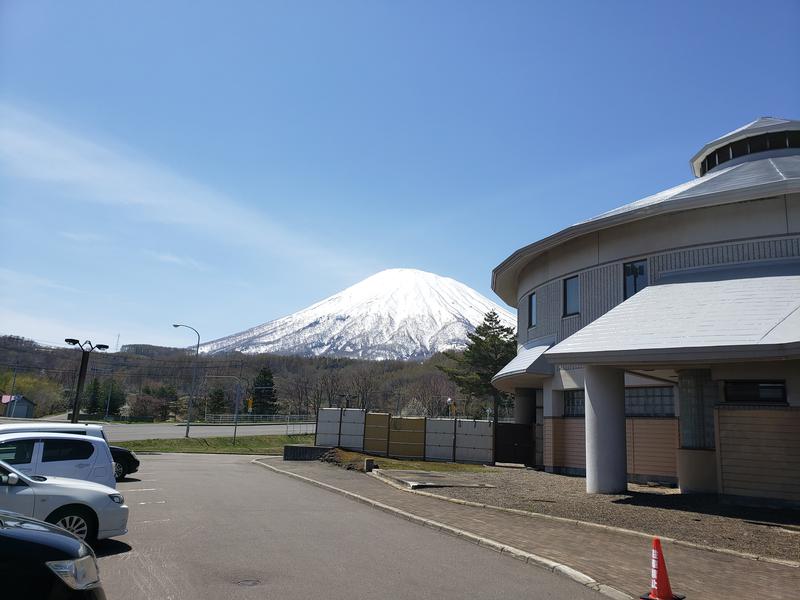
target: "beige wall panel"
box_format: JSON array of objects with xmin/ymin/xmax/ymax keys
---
[
  {"xmin": 597, "ymin": 197, "xmax": 789, "ymax": 264},
  {"xmin": 518, "ymin": 233, "xmax": 599, "ymax": 299},
  {"xmin": 543, "ymin": 418, "xmax": 554, "ymax": 467},
  {"xmin": 786, "ymin": 193, "xmax": 800, "ymax": 234},
  {"xmin": 553, "ymin": 419, "xmax": 586, "ymax": 469},
  {"xmin": 628, "ymin": 419, "xmax": 678, "ymax": 477},
  {"xmin": 717, "ymin": 407, "xmax": 800, "ymax": 503}
]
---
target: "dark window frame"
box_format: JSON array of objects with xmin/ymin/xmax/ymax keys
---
[
  {"xmin": 623, "ymin": 259, "xmax": 648, "ymax": 300},
  {"xmin": 563, "ymin": 276, "xmax": 580, "ymax": 317},
  {"xmin": 723, "ymin": 380, "xmax": 787, "ymax": 405},
  {"xmin": 527, "ymin": 292, "xmax": 537, "ymax": 328}
]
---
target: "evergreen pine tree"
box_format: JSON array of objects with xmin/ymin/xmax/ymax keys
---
[
  {"xmin": 252, "ymin": 366, "xmax": 278, "ymax": 414},
  {"xmin": 437, "ymin": 310, "xmax": 516, "ymax": 410},
  {"xmin": 206, "ymin": 387, "xmax": 227, "ymax": 414},
  {"xmin": 82, "ymin": 378, "xmax": 103, "ymax": 415}
]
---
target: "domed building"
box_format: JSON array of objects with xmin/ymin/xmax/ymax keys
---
[{"xmin": 491, "ymin": 117, "xmax": 800, "ymax": 503}]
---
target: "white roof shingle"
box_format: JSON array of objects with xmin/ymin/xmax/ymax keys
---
[{"xmin": 545, "ymin": 262, "xmax": 800, "ymax": 365}]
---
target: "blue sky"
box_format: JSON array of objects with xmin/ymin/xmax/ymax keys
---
[{"xmin": 1, "ymin": 1, "xmax": 798, "ymax": 349}]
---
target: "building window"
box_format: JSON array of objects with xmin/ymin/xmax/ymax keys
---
[
  {"xmin": 724, "ymin": 381, "xmax": 786, "ymax": 404},
  {"xmin": 563, "ymin": 276, "xmax": 580, "ymax": 316},
  {"xmin": 623, "ymin": 260, "xmax": 648, "ymax": 300},
  {"xmin": 563, "ymin": 390, "xmax": 584, "ymax": 417},
  {"xmin": 624, "ymin": 387, "xmax": 675, "ymax": 417},
  {"xmin": 527, "ymin": 293, "xmax": 537, "ymax": 328}
]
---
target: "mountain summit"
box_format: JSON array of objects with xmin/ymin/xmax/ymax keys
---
[{"xmin": 200, "ymin": 268, "xmax": 516, "ymax": 360}]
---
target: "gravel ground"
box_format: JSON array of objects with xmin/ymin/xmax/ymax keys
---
[{"xmin": 417, "ymin": 467, "xmax": 800, "ymax": 562}]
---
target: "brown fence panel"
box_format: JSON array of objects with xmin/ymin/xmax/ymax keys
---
[
  {"xmin": 388, "ymin": 417, "xmax": 425, "ymax": 459},
  {"xmin": 364, "ymin": 412, "xmax": 390, "ymax": 455}
]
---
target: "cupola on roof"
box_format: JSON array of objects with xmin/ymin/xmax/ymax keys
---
[{"xmin": 690, "ymin": 117, "xmax": 800, "ymax": 177}]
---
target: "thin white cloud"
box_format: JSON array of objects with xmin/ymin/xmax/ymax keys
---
[
  {"xmin": 0, "ymin": 267, "xmax": 80, "ymax": 294},
  {"xmin": 0, "ymin": 305, "xmax": 180, "ymax": 349},
  {"xmin": 0, "ymin": 103, "xmax": 374, "ymax": 278},
  {"xmin": 145, "ymin": 250, "xmax": 207, "ymax": 271},
  {"xmin": 59, "ymin": 231, "xmax": 107, "ymax": 244}
]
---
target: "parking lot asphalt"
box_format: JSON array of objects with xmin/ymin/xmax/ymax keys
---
[
  {"xmin": 104, "ymin": 422, "xmax": 315, "ymax": 441},
  {"xmin": 96, "ymin": 453, "xmax": 600, "ymax": 600}
]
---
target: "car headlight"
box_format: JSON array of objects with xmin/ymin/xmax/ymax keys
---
[
  {"xmin": 46, "ymin": 555, "xmax": 100, "ymax": 590},
  {"xmin": 109, "ymin": 493, "xmax": 124, "ymax": 504}
]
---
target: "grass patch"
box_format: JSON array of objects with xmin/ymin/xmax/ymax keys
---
[
  {"xmin": 329, "ymin": 449, "xmax": 489, "ymax": 473},
  {"xmin": 122, "ymin": 434, "xmax": 314, "ymax": 454}
]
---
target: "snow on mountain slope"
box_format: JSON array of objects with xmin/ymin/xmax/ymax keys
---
[{"xmin": 200, "ymin": 268, "xmax": 516, "ymax": 360}]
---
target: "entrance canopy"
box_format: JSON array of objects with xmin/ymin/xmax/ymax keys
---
[
  {"xmin": 492, "ymin": 339, "xmax": 554, "ymax": 393},
  {"xmin": 546, "ymin": 262, "xmax": 800, "ymax": 366}
]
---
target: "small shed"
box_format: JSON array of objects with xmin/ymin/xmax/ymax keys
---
[{"xmin": 1, "ymin": 395, "xmax": 36, "ymax": 418}]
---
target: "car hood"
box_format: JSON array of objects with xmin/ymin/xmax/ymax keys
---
[
  {"xmin": 32, "ymin": 475, "xmax": 117, "ymax": 495},
  {"xmin": 0, "ymin": 510, "xmax": 87, "ymax": 559}
]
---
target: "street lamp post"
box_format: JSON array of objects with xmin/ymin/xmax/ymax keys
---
[
  {"xmin": 65, "ymin": 339, "xmax": 109, "ymax": 424},
  {"xmin": 173, "ymin": 324, "xmax": 200, "ymax": 438}
]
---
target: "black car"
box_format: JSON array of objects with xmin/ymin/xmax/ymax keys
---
[
  {"xmin": 110, "ymin": 445, "xmax": 140, "ymax": 480},
  {"xmin": 0, "ymin": 509, "xmax": 107, "ymax": 599}
]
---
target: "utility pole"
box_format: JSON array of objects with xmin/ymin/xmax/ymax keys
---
[
  {"xmin": 65, "ymin": 339, "xmax": 109, "ymax": 423},
  {"xmin": 173, "ymin": 324, "xmax": 200, "ymax": 438}
]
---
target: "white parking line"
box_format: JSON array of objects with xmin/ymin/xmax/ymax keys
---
[
  {"xmin": 135, "ymin": 519, "xmax": 171, "ymax": 524},
  {"xmin": 137, "ymin": 501, "xmax": 166, "ymax": 505},
  {"xmin": 124, "ymin": 488, "xmax": 157, "ymax": 492}
]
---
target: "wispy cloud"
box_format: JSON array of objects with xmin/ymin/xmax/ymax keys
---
[
  {"xmin": 0, "ymin": 267, "xmax": 80, "ymax": 294},
  {"xmin": 60, "ymin": 231, "xmax": 107, "ymax": 244},
  {"xmin": 145, "ymin": 250, "xmax": 207, "ymax": 271},
  {"xmin": 0, "ymin": 103, "xmax": 374, "ymax": 279}
]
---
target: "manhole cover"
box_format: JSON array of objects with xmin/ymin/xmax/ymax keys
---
[{"xmin": 237, "ymin": 580, "xmax": 261, "ymax": 587}]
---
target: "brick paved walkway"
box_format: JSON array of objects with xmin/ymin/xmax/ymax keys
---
[{"xmin": 259, "ymin": 459, "xmax": 798, "ymax": 599}]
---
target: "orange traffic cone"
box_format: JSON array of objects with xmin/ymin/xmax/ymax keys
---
[{"xmin": 640, "ymin": 537, "xmax": 685, "ymax": 600}]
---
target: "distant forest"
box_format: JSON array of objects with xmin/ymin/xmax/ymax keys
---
[{"xmin": 0, "ymin": 335, "xmax": 503, "ymax": 421}]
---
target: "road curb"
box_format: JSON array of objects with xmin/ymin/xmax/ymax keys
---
[
  {"xmin": 369, "ymin": 470, "xmax": 800, "ymax": 569},
  {"xmin": 251, "ymin": 459, "xmax": 633, "ymax": 599}
]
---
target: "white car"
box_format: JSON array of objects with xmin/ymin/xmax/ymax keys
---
[
  {"xmin": 0, "ymin": 432, "xmax": 116, "ymax": 489},
  {"xmin": 0, "ymin": 460, "xmax": 128, "ymax": 541},
  {"xmin": 0, "ymin": 422, "xmax": 107, "ymax": 440}
]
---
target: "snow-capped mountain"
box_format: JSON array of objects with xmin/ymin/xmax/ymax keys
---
[{"xmin": 200, "ymin": 268, "xmax": 516, "ymax": 360}]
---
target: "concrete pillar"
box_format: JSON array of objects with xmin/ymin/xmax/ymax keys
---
[
  {"xmin": 513, "ymin": 388, "xmax": 536, "ymax": 425},
  {"xmin": 584, "ymin": 365, "xmax": 627, "ymax": 494}
]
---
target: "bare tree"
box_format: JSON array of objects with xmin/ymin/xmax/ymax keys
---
[{"xmin": 347, "ymin": 366, "xmax": 378, "ymax": 412}]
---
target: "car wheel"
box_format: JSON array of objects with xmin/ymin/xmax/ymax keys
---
[
  {"xmin": 114, "ymin": 462, "xmax": 126, "ymax": 481},
  {"xmin": 47, "ymin": 506, "xmax": 98, "ymax": 542}
]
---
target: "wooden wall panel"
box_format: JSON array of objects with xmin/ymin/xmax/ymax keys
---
[
  {"xmin": 628, "ymin": 419, "xmax": 678, "ymax": 478},
  {"xmin": 717, "ymin": 407, "xmax": 800, "ymax": 502}
]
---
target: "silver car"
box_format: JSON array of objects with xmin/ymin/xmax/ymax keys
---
[{"xmin": 0, "ymin": 460, "xmax": 128, "ymax": 542}]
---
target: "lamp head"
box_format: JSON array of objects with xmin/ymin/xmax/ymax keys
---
[
  {"xmin": 64, "ymin": 338, "xmax": 79, "ymax": 345},
  {"xmin": 96, "ymin": 344, "xmax": 109, "ymax": 351},
  {"xmin": 172, "ymin": 324, "xmax": 180, "ymax": 328}
]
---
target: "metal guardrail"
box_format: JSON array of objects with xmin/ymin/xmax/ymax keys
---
[{"xmin": 204, "ymin": 414, "xmax": 316, "ymax": 424}]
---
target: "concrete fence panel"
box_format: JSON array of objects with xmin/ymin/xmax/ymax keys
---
[
  {"xmin": 455, "ymin": 419, "xmax": 493, "ymax": 464},
  {"xmin": 425, "ymin": 418, "xmax": 456, "ymax": 461},
  {"xmin": 339, "ymin": 408, "xmax": 365, "ymax": 451},
  {"xmin": 316, "ymin": 408, "xmax": 342, "ymax": 446},
  {"xmin": 388, "ymin": 417, "xmax": 425, "ymax": 459},
  {"xmin": 364, "ymin": 412, "xmax": 390, "ymax": 455}
]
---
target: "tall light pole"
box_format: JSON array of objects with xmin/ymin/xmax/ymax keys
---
[
  {"xmin": 65, "ymin": 339, "xmax": 109, "ymax": 423},
  {"xmin": 173, "ymin": 324, "xmax": 200, "ymax": 438},
  {"xmin": 206, "ymin": 374, "xmax": 248, "ymax": 445}
]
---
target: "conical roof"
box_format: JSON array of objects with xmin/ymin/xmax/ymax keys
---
[{"xmin": 690, "ymin": 116, "xmax": 800, "ymax": 176}]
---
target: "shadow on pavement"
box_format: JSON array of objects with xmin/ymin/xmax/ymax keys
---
[
  {"xmin": 613, "ymin": 492, "xmax": 800, "ymax": 527},
  {"xmin": 93, "ymin": 539, "xmax": 132, "ymax": 557}
]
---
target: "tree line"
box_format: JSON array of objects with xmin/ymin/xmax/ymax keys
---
[{"xmin": 0, "ymin": 311, "xmax": 517, "ymax": 421}]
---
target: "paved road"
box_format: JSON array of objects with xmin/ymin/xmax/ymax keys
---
[
  {"xmin": 96, "ymin": 454, "xmax": 600, "ymax": 600},
  {"xmin": 104, "ymin": 422, "xmax": 315, "ymax": 441}
]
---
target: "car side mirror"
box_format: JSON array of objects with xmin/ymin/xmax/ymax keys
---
[{"xmin": 2, "ymin": 473, "xmax": 19, "ymax": 486}]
